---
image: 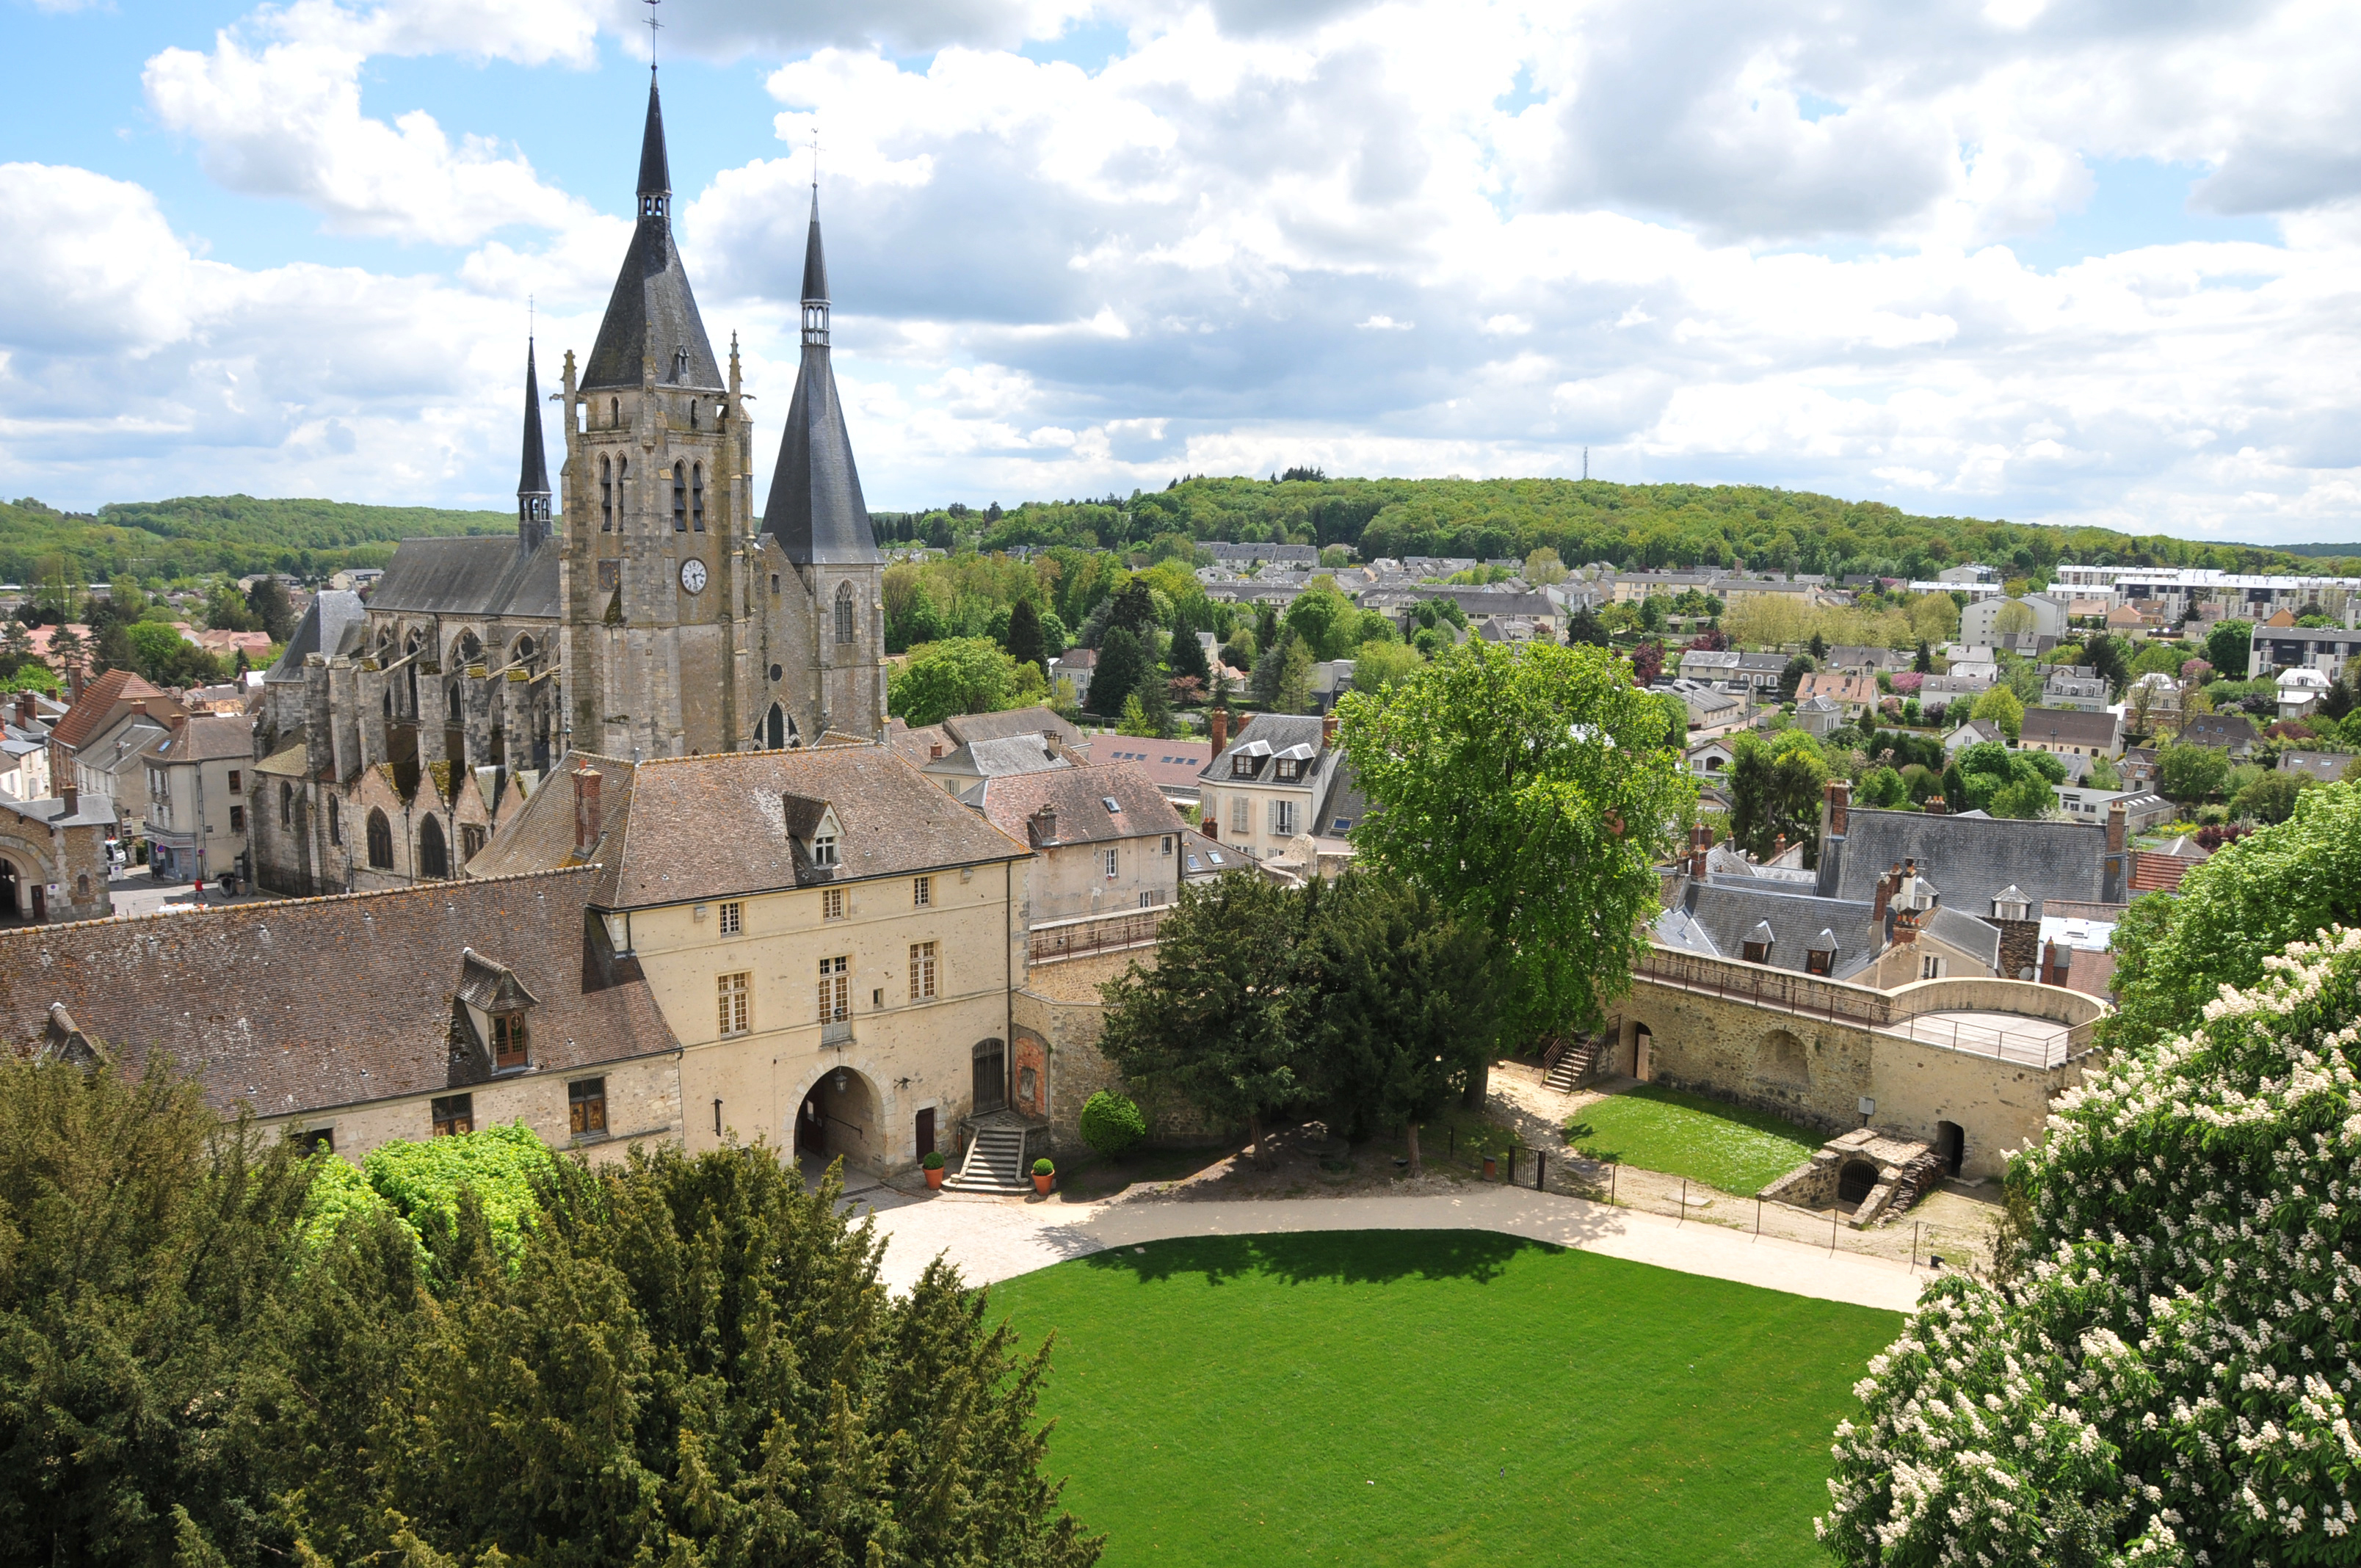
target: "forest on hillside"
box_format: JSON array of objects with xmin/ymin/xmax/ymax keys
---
[
  {"xmin": 876, "ymin": 476, "xmax": 2360, "ymax": 583},
  {"xmin": 0, "ymin": 494, "xmax": 512, "ymax": 585}
]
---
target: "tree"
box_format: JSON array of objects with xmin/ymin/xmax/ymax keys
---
[
  {"xmin": 1098, "ymin": 872, "xmax": 1313, "ymax": 1153},
  {"xmin": 1807, "ymin": 631, "xmax": 1828, "ymax": 661},
  {"xmin": 1335, "ymin": 639, "xmax": 1692, "ymax": 1102},
  {"xmin": 2081, "ymin": 631, "xmax": 2130, "ymax": 693},
  {"xmin": 2103, "ymin": 782, "xmax": 2361, "ymax": 1056},
  {"xmin": 1822, "ymin": 923, "xmax": 2361, "ymax": 1566},
  {"xmin": 1990, "ymin": 598, "xmax": 2035, "ymax": 636},
  {"xmin": 245, "ymin": 576, "xmax": 296, "ymax": 643},
  {"xmin": 1109, "ymin": 578, "xmax": 1158, "ymax": 639},
  {"xmin": 44, "ymin": 623, "xmax": 87, "ymax": 681},
  {"xmin": 1912, "ymin": 639, "xmax": 1934, "ymax": 674},
  {"xmin": 1089, "ymin": 625, "xmax": 1147, "ymax": 716},
  {"xmin": 888, "ymin": 636, "xmax": 1023, "ymax": 726},
  {"xmin": 1166, "ymin": 619, "xmax": 1211, "ymax": 690},
  {"xmin": 1272, "ymin": 634, "xmax": 1314, "ymax": 714},
  {"xmin": 1631, "ymin": 639, "xmax": 1664, "ymax": 686},
  {"xmin": 1521, "ymin": 547, "xmax": 1567, "ymax": 585},
  {"xmin": 1727, "ymin": 730, "xmax": 1827, "ymax": 860},
  {"xmin": 1853, "ymin": 764, "xmax": 1907, "ymax": 808},
  {"xmin": 1776, "ymin": 653, "xmax": 1813, "ymax": 703},
  {"xmin": 1636, "ymin": 594, "xmax": 1665, "ymax": 634},
  {"xmin": 2155, "ymin": 739, "xmax": 2231, "ymax": 805},
  {"xmin": 2231, "ymin": 768, "xmax": 2307, "ymax": 824},
  {"xmin": 1006, "ymin": 597, "xmax": 1046, "ymax": 670},
  {"xmin": 1944, "ymin": 739, "xmax": 2064, "ymax": 818},
  {"xmin": 1296, "ymin": 873, "xmax": 1499, "ymax": 1173},
  {"xmin": 1968, "ymin": 684, "xmax": 2023, "ymax": 740},
  {"xmin": 2083, "ymin": 752, "xmax": 2122, "ymax": 791},
  {"xmin": 2203, "ymin": 617, "xmax": 2252, "ymax": 680},
  {"xmin": 1281, "ymin": 584, "xmax": 1357, "ymax": 661},
  {"xmin": 1563, "ymin": 606, "xmax": 1609, "ymax": 647},
  {"xmin": 1349, "ymin": 639, "xmax": 1421, "ymax": 694}
]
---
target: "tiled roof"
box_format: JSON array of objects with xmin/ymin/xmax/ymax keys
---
[
  {"xmin": 1092, "ymin": 738, "xmax": 1211, "ymax": 795},
  {"xmin": 1655, "ymin": 882, "xmax": 1884, "ymax": 981},
  {"xmin": 2130, "ymin": 850, "xmax": 2201, "ymax": 893},
  {"xmin": 943, "ymin": 706, "xmax": 1085, "ymax": 749},
  {"xmin": 473, "ymin": 744, "xmax": 1027, "ymax": 909},
  {"xmin": 2018, "ymin": 707, "xmax": 2119, "ymax": 749},
  {"xmin": 142, "ymin": 714, "xmax": 254, "ymax": 766},
  {"xmin": 976, "ymin": 763, "xmax": 1185, "ymax": 849},
  {"xmin": 1826, "ymin": 807, "xmax": 2106, "ymax": 918},
  {"xmin": 0, "ymin": 867, "xmax": 676, "ymax": 1119},
  {"xmin": 46, "ymin": 669, "xmax": 178, "ymax": 754}
]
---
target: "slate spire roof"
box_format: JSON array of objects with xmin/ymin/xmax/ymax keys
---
[
  {"xmin": 762, "ymin": 188, "xmax": 880, "ymax": 566},
  {"xmin": 517, "ymin": 338, "xmax": 550, "ymax": 501},
  {"xmin": 582, "ymin": 69, "xmax": 722, "ymax": 393}
]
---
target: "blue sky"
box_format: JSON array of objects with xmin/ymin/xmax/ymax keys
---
[{"xmin": 4, "ymin": 0, "xmax": 2360, "ymax": 545}]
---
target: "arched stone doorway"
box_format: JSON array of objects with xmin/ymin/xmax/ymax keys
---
[
  {"xmin": 1838, "ymin": 1159, "xmax": 1880, "ymax": 1206},
  {"xmin": 794, "ymin": 1063, "xmax": 880, "ymax": 1182}
]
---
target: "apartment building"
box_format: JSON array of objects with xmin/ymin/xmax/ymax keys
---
[
  {"xmin": 1195, "ymin": 711, "xmax": 1355, "ymax": 862},
  {"xmin": 142, "ymin": 714, "xmax": 254, "ymax": 882}
]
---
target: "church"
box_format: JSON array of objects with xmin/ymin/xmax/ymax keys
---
[{"xmin": 252, "ymin": 69, "xmax": 888, "ymax": 896}]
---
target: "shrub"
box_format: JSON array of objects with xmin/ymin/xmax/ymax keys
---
[
  {"xmin": 1032, "ymin": 1157, "xmax": 1055, "ymax": 1177},
  {"xmin": 921, "ymin": 1150, "xmax": 946, "ymax": 1170},
  {"xmin": 1078, "ymin": 1090, "xmax": 1147, "ymax": 1158},
  {"xmin": 359, "ymin": 1120, "xmax": 555, "ymax": 1259}
]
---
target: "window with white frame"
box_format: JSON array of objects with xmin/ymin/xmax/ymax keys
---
[
  {"xmin": 1270, "ymin": 799, "xmax": 1297, "ymax": 835},
  {"xmin": 1920, "ymin": 955, "xmax": 1945, "ymax": 980},
  {"xmin": 717, "ymin": 972, "xmax": 751, "ymax": 1037},
  {"xmin": 1161, "ymin": 835, "xmax": 1173, "ymax": 857},
  {"xmin": 718, "ymin": 900, "xmax": 741, "ymax": 935},
  {"xmin": 908, "ymin": 942, "xmax": 937, "ymax": 1001},
  {"xmin": 817, "ymin": 957, "xmax": 849, "ymax": 1022},
  {"xmin": 1101, "ymin": 847, "xmax": 1119, "ymax": 879}
]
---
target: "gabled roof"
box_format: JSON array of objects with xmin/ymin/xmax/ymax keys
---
[
  {"xmin": 1825, "ymin": 806, "xmax": 2107, "ymax": 918},
  {"xmin": 942, "ymin": 705, "xmax": 1086, "ymax": 749},
  {"xmin": 1655, "ymin": 881, "xmax": 1883, "ymax": 981},
  {"xmin": 265, "ymin": 590, "xmax": 368, "ymax": 683},
  {"xmin": 2018, "ymin": 707, "xmax": 2119, "ymax": 749},
  {"xmin": 457, "ymin": 948, "xmax": 540, "ymax": 1012},
  {"xmin": 923, "ymin": 735, "xmax": 1070, "ymax": 783},
  {"xmin": 143, "ymin": 714, "xmax": 253, "ymax": 766},
  {"xmin": 0, "ymin": 868, "xmax": 676, "ymax": 1118},
  {"xmin": 976, "ymin": 763, "xmax": 1184, "ymax": 849},
  {"xmin": 582, "ymin": 72, "xmax": 722, "ymax": 394},
  {"xmin": 364, "ymin": 536, "xmax": 561, "ymax": 620},
  {"xmin": 1199, "ymin": 714, "xmax": 1332, "ymax": 782},
  {"xmin": 46, "ymin": 668, "xmax": 178, "ymax": 754}
]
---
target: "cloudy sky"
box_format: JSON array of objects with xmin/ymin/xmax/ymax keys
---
[{"xmin": 5, "ymin": 0, "xmax": 2360, "ymax": 542}]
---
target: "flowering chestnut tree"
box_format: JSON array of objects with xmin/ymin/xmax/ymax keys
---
[{"xmin": 1820, "ymin": 926, "xmax": 2361, "ymax": 1566}]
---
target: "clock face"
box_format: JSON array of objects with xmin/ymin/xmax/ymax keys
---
[{"xmin": 679, "ymin": 558, "xmax": 708, "ymax": 594}]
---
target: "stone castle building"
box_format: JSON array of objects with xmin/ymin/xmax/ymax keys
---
[{"xmin": 251, "ymin": 69, "xmax": 887, "ymax": 896}]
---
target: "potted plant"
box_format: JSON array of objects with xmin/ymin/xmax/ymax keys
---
[
  {"xmin": 1031, "ymin": 1156, "xmax": 1055, "ymax": 1197},
  {"xmin": 922, "ymin": 1150, "xmax": 946, "ymax": 1190}
]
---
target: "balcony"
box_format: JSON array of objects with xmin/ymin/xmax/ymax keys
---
[
  {"xmin": 1028, "ymin": 905, "xmax": 1169, "ymax": 966},
  {"xmin": 821, "ymin": 1020, "xmax": 853, "ymax": 1048}
]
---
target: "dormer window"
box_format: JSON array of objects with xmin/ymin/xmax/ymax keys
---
[
  {"xmin": 1231, "ymin": 755, "xmax": 1252, "ymax": 777},
  {"xmin": 1276, "ymin": 759, "xmax": 1301, "ymax": 782},
  {"xmin": 812, "ymin": 827, "xmax": 838, "ymax": 868},
  {"xmin": 492, "ymin": 1012, "xmax": 529, "ymax": 1070}
]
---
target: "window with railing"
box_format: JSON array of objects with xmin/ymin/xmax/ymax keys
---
[{"xmin": 817, "ymin": 957, "xmax": 849, "ymax": 1022}]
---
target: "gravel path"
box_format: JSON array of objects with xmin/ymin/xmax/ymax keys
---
[{"xmin": 850, "ymin": 1180, "xmax": 1928, "ymax": 1314}]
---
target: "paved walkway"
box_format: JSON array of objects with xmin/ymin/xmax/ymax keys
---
[{"xmin": 853, "ymin": 1183, "xmax": 1929, "ymax": 1314}]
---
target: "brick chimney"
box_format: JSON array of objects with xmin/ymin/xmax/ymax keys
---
[
  {"xmin": 1210, "ymin": 707, "xmax": 1229, "ymax": 753},
  {"xmin": 1923, "ymin": 795, "xmax": 1948, "ymax": 816},
  {"xmin": 1872, "ymin": 861, "xmax": 1903, "ymax": 921},
  {"xmin": 1685, "ymin": 821, "xmax": 1712, "ymax": 877},
  {"xmin": 14, "ymin": 692, "xmax": 30, "ymax": 727},
  {"xmin": 1029, "ymin": 804, "xmax": 1058, "ymax": 847},
  {"xmin": 60, "ymin": 782, "xmax": 79, "ymax": 819},
  {"xmin": 2105, "ymin": 798, "xmax": 2127, "ymax": 855},
  {"xmin": 1822, "ymin": 777, "xmax": 1849, "ymax": 838},
  {"xmin": 572, "ymin": 763, "xmax": 602, "ymax": 854},
  {"xmin": 1321, "ymin": 711, "xmax": 1339, "ymax": 748}
]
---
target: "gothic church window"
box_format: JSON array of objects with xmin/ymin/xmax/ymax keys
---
[
  {"xmin": 601, "ymin": 456, "xmax": 613, "ymax": 531},
  {"xmin": 366, "ymin": 810, "xmax": 394, "ymax": 869},
  {"xmin": 328, "ymin": 797, "xmax": 341, "ymax": 846},
  {"xmin": 672, "ymin": 464, "xmax": 687, "ymax": 532},
  {"xmin": 418, "ymin": 816, "xmax": 449, "ymax": 880},
  {"xmin": 834, "ymin": 582, "xmax": 855, "ymax": 645},
  {"xmin": 692, "ymin": 464, "xmax": 704, "ymax": 531},
  {"xmin": 609, "ymin": 397, "xmax": 619, "ymax": 427}
]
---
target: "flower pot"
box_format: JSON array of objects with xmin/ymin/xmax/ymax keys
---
[
  {"xmin": 1481, "ymin": 1156, "xmax": 1498, "ymax": 1180},
  {"xmin": 924, "ymin": 1166, "xmax": 946, "ymax": 1190},
  {"xmin": 1032, "ymin": 1172, "xmax": 1054, "ymax": 1196}
]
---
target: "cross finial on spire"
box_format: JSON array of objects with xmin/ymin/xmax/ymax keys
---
[
  {"xmin": 644, "ymin": 0, "xmax": 662, "ymax": 62},
  {"xmin": 808, "ymin": 124, "xmax": 822, "ymax": 210}
]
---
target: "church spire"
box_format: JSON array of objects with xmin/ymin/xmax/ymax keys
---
[
  {"xmin": 517, "ymin": 337, "xmax": 551, "ymax": 551},
  {"xmin": 765, "ymin": 189, "xmax": 877, "ymax": 567},
  {"xmin": 637, "ymin": 68, "xmax": 671, "ymax": 221},
  {"xmin": 800, "ymin": 189, "xmax": 829, "ymax": 346}
]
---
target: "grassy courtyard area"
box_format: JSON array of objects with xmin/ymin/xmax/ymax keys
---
[
  {"xmin": 990, "ymin": 1231, "xmax": 1898, "ymax": 1567},
  {"xmin": 1564, "ymin": 1085, "xmax": 1824, "ymax": 1195}
]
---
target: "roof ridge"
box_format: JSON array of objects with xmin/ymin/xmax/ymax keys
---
[{"xmin": 0, "ymin": 863, "xmax": 603, "ymax": 943}]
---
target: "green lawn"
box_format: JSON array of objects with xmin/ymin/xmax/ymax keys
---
[
  {"xmin": 1564, "ymin": 1085, "xmax": 1824, "ymax": 1195},
  {"xmin": 990, "ymin": 1231, "xmax": 1898, "ymax": 1567}
]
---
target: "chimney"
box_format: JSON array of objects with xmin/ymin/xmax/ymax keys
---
[
  {"xmin": 1030, "ymin": 804, "xmax": 1058, "ymax": 847},
  {"xmin": 2105, "ymin": 799, "xmax": 2126, "ymax": 855},
  {"xmin": 60, "ymin": 782, "xmax": 79, "ymax": 819},
  {"xmin": 1321, "ymin": 711, "xmax": 1338, "ymax": 748},
  {"xmin": 1686, "ymin": 821, "xmax": 1712, "ymax": 877},
  {"xmin": 573, "ymin": 763, "xmax": 602, "ymax": 854},
  {"xmin": 1823, "ymin": 777, "xmax": 1849, "ymax": 838},
  {"xmin": 68, "ymin": 665, "xmax": 84, "ymax": 703},
  {"xmin": 1923, "ymin": 795, "xmax": 1948, "ymax": 816},
  {"xmin": 14, "ymin": 692, "xmax": 30, "ymax": 727},
  {"xmin": 1872, "ymin": 860, "xmax": 1902, "ymax": 922},
  {"xmin": 1210, "ymin": 707, "xmax": 1229, "ymax": 752},
  {"xmin": 929, "ymin": 742, "xmax": 944, "ymax": 761}
]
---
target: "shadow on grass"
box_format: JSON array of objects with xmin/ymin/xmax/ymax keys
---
[{"xmin": 1075, "ymin": 1228, "xmax": 1545, "ymax": 1290}]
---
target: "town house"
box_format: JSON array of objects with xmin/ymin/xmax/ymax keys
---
[{"xmin": 1195, "ymin": 711, "xmax": 1354, "ymax": 862}]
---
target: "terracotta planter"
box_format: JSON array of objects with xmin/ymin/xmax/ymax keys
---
[
  {"xmin": 924, "ymin": 1166, "xmax": 945, "ymax": 1190},
  {"xmin": 1032, "ymin": 1172, "xmax": 1054, "ymax": 1196}
]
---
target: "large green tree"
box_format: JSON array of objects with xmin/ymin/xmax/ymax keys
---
[
  {"xmin": 1097, "ymin": 873, "xmax": 1313, "ymax": 1152},
  {"xmin": 1335, "ymin": 639, "xmax": 1691, "ymax": 1100},
  {"xmin": 887, "ymin": 636, "xmax": 1024, "ymax": 727},
  {"xmin": 1727, "ymin": 730, "xmax": 1828, "ymax": 861}
]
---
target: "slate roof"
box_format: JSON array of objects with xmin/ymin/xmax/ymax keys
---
[
  {"xmin": 1655, "ymin": 881, "xmax": 1884, "ymax": 980},
  {"xmin": 2183, "ymin": 714, "xmax": 2260, "ymax": 752},
  {"xmin": 2018, "ymin": 707, "xmax": 2119, "ymax": 750},
  {"xmin": 1821, "ymin": 806, "xmax": 2107, "ymax": 919},
  {"xmin": 762, "ymin": 195, "xmax": 880, "ymax": 567},
  {"xmin": 1179, "ymin": 825, "xmax": 1241, "ymax": 879},
  {"xmin": 517, "ymin": 339, "xmax": 550, "ymax": 498},
  {"xmin": 923, "ymin": 736, "xmax": 1071, "ymax": 793},
  {"xmin": 976, "ymin": 763, "xmax": 1185, "ymax": 849},
  {"xmin": 1924, "ymin": 904, "xmax": 2003, "ymax": 970},
  {"xmin": 144, "ymin": 714, "xmax": 253, "ymax": 766},
  {"xmin": 266, "ymin": 590, "xmax": 368, "ymax": 683},
  {"xmin": 1198, "ymin": 714, "xmax": 1332, "ymax": 783},
  {"xmin": 0, "ymin": 867, "xmax": 677, "ymax": 1119},
  {"xmin": 364, "ymin": 536, "xmax": 562, "ymax": 620},
  {"xmin": 582, "ymin": 72, "xmax": 722, "ymax": 395},
  {"xmin": 943, "ymin": 706, "xmax": 1086, "ymax": 749},
  {"xmin": 473, "ymin": 744, "xmax": 1027, "ymax": 909}
]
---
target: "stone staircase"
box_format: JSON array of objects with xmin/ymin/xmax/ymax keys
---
[
  {"xmin": 943, "ymin": 1122, "xmax": 1033, "ymax": 1194},
  {"xmin": 1543, "ymin": 1034, "xmax": 1603, "ymax": 1093}
]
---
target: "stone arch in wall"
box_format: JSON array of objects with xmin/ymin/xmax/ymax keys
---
[
  {"xmin": 1754, "ymin": 1028, "xmax": 1810, "ymax": 1086},
  {"xmin": 366, "ymin": 809, "xmax": 395, "ymax": 870},
  {"xmin": 418, "ymin": 816, "xmax": 449, "ymax": 879},
  {"xmin": 789, "ymin": 1061, "xmax": 885, "ymax": 1171}
]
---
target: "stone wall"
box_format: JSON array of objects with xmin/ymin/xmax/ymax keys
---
[
  {"xmin": 1614, "ymin": 974, "xmax": 2092, "ymax": 1180},
  {"xmin": 1015, "ymin": 945, "xmax": 1221, "ymax": 1155},
  {"xmin": 256, "ymin": 1047, "xmax": 683, "ymax": 1166}
]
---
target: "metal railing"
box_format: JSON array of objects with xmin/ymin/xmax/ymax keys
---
[
  {"xmin": 1027, "ymin": 905, "xmax": 1169, "ymax": 965},
  {"xmin": 1636, "ymin": 948, "xmax": 1896, "ymax": 1027},
  {"xmin": 821, "ymin": 1020, "xmax": 853, "ymax": 1048}
]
